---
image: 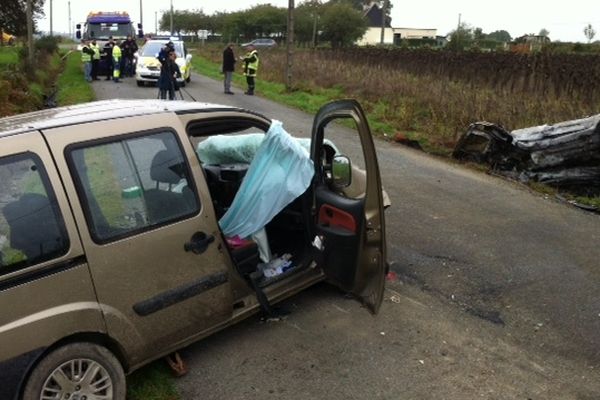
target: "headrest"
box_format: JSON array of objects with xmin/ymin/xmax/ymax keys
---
[{"xmin": 150, "ymin": 150, "xmax": 186, "ymax": 184}]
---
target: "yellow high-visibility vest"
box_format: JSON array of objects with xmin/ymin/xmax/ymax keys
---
[{"xmin": 90, "ymin": 43, "xmax": 101, "ymax": 60}]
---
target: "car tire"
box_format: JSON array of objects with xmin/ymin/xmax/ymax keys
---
[
  {"xmin": 23, "ymin": 342, "xmax": 126, "ymax": 400},
  {"xmin": 136, "ymin": 80, "xmax": 144, "ymax": 87},
  {"xmin": 185, "ymin": 74, "xmax": 191, "ymax": 83}
]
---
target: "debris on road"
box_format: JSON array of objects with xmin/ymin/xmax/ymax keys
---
[
  {"xmin": 390, "ymin": 295, "xmax": 402, "ymax": 304},
  {"xmin": 386, "ymin": 271, "xmax": 398, "ymax": 281},
  {"xmin": 393, "ymin": 132, "xmax": 423, "ymax": 150},
  {"xmin": 453, "ymin": 115, "xmax": 600, "ymax": 197}
]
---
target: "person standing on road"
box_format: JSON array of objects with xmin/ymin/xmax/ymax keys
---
[
  {"xmin": 158, "ymin": 49, "xmax": 181, "ymax": 100},
  {"xmin": 121, "ymin": 35, "xmax": 138, "ymax": 77},
  {"xmin": 241, "ymin": 44, "xmax": 259, "ymax": 95},
  {"xmin": 89, "ymin": 39, "xmax": 101, "ymax": 80},
  {"xmin": 222, "ymin": 43, "xmax": 236, "ymax": 95},
  {"xmin": 103, "ymin": 37, "xmax": 114, "ymax": 81},
  {"xmin": 79, "ymin": 39, "xmax": 94, "ymax": 82},
  {"xmin": 112, "ymin": 40, "xmax": 122, "ymax": 83}
]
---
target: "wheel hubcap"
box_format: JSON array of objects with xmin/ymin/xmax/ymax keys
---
[{"xmin": 40, "ymin": 358, "xmax": 113, "ymax": 400}]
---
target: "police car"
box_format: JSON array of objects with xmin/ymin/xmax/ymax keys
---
[{"xmin": 135, "ymin": 38, "xmax": 192, "ymax": 87}]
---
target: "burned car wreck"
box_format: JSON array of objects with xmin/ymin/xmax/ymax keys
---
[{"xmin": 453, "ymin": 115, "xmax": 600, "ymax": 196}]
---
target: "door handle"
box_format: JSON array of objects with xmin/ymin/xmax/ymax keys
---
[{"xmin": 184, "ymin": 232, "xmax": 215, "ymax": 254}]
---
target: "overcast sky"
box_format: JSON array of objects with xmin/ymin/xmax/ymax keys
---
[{"xmin": 38, "ymin": 0, "xmax": 600, "ymax": 43}]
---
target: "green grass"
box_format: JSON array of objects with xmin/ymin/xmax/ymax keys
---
[
  {"xmin": 55, "ymin": 50, "xmax": 95, "ymax": 105},
  {"xmin": 574, "ymin": 196, "xmax": 600, "ymax": 209},
  {"xmin": 127, "ymin": 361, "xmax": 179, "ymax": 400},
  {"xmin": 0, "ymin": 47, "xmax": 18, "ymax": 66}
]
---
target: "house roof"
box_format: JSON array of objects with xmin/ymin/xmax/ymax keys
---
[{"xmin": 363, "ymin": 3, "xmax": 391, "ymax": 28}]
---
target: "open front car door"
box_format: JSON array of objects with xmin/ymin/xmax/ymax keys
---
[{"xmin": 310, "ymin": 100, "xmax": 387, "ymax": 314}]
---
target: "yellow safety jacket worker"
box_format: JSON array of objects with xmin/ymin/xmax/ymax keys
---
[
  {"xmin": 90, "ymin": 43, "xmax": 101, "ymax": 60},
  {"xmin": 243, "ymin": 50, "xmax": 259, "ymax": 77},
  {"xmin": 112, "ymin": 44, "xmax": 122, "ymax": 61},
  {"xmin": 81, "ymin": 46, "xmax": 92, "ymax": 63},
  {"xmin": 112, "ymin": 45, "xmax": 122, "ymax": 78}
]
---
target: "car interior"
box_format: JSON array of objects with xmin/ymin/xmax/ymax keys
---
[{"xmin": 186, "ymin": 117, "xmax": 337, "ymax": 292}]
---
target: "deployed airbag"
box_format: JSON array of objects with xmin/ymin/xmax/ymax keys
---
[{"xmin": 218, "ymin": 121, "xmax": 314, "ymax": 238}]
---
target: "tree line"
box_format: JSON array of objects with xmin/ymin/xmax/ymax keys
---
[{"xmin": 158, "ymin": 0, "xmax": 379, "ymax": 48}]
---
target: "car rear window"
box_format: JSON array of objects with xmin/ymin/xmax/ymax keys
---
[
  {"xmin": 141, "ymin": 41, "xmax": 184, "ymax": 58},
  {"xmin": 0, "ymin": 153, "xmax": 69, "ymax": 275}
]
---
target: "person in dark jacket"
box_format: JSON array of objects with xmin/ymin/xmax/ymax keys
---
[
  {"xmin": 222, "ymin": 43, "xmax": 236, "ymax": 94},
  {"xmin": 103, "ymin": 37, "xmax": 115, "ymax": 80},
  {"xmin": 158, "ymin": 48, "xmax": 181, "ymax": 100},
  {"xmin": 121, "ymin": 35, "xmax": 138, "ymax": 77}
]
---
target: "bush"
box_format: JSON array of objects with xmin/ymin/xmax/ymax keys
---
[{"xmin": 35, "ymin": 35, "xmax": 59, "ymax": 54}]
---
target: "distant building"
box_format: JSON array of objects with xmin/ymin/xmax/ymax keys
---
[
  {"xmin": 357, "ymin": 3, "xmax": 437, "ymax": 46},
  {"xmin": 510, "ymin": 34, "xmax": 551, "ymax": 53}
]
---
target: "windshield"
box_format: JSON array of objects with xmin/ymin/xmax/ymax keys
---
[
  {"xmin": 141, "ymin": 42, "xmax": 184, "ymax": 58},
  {"xmin": 87, "ymin": 23, "xmax": 132, "ymax": 40}
]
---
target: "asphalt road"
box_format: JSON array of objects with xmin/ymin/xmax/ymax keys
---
[{"xmin": 92, "ymin": 71, "xmax": 600, "ymax": 399}]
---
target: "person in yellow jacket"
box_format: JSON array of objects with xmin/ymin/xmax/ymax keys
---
[
  {"xmin": 79, "ymin": 39, "xmax": 94, "ymax": 82},
  {"xmin": 241, "ymin": 44, "xmax": 259, "ymax": 95},
  {"xmin": 90, "ymin": 39, "xmax": 101, "ymax": 80},
  {"xmin": 112, "ymin": 40, "xmax": 122, "ymax": 83}
]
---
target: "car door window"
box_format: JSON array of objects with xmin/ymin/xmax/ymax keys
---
[
  {"xmin": 68, "ymin": 130, "xmax": 200, "ymax": 243},
  {"xmin": 0, "ymin": 153, "xmax": 69, "ymax": 274}
]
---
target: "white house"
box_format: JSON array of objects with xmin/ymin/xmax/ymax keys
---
[{"xmin": 357, "ymin": 3, "xmax": 437, "ymax": 46}]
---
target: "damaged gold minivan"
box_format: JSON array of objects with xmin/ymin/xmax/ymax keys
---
[{"xmin": 0, "ymin": 99, "xmax": 386, "ymax": 400}]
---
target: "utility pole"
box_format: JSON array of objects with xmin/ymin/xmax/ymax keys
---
[
  {"xmin": 456, "ymin": 13, "xmax": 462, "ymax": 48},
  {"xmin": 50, "ymin": 0, "xmax": 53, "ymax": 36},
  {"xmin": 68, "ymin": 1, "xmax": 72, "ymax": 38},
  {"xmin": 139, "ymin": 0, "xmax": 143, "ymax": 28},
  {"xmin": 380, "ymin": 0, "xmax": 386, "ymax": 45},
  {"xmin": 312, "ymin": 12, "xmax": 318, "ymax": 48},
  {"xmin": 286, "ymin": 0, "xmax": 294, "ymax": 91},
  {"xmin": 26, "ymin": 0, "xmax": 33, "ymax": 67},
  {"xmin": 155, "ymin": 11, "xmax": 158, "ymax": 34},
  {"xmin": 311, "ymin": 1, "xmax": 320, "ymax": 49},
  {"xmin": 170, "ymin": 0, "xmax": 174, "ymax": 35}
]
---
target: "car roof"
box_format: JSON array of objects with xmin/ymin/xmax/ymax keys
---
[
  {"xmin": 0, "ymin": 99, "xmax": 263, "ymax": 139},
  {"xmin": 144, "ymin": 38, "xmax": 184, "ymax": 45}
]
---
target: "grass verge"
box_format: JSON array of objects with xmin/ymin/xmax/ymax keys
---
[
  {"xmin": 127, "ymin": 361, "xmax": 179, "ymax": 400},
  {"xmin": 55, "ymin": 50, "xmax": 95, "ymax": 106},
  {"xmin": 0, "ymin": 46, "xmax": 19, "ymax": 66},
  {"xmin": 190, "ymin": 55, "xmax": 390, "ymax": 129}
]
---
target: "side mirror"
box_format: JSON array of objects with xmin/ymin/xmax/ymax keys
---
[
  {"xmin": 331, "ymin": 155, "xmax": 352, "ymax": 188},
  {"xmin": 137, "ymin": 29, "xmax": 144, "ymax": 39},
  {"xmin": 76, "ymin": 31, "xmax": 81, "ymax": 39}
]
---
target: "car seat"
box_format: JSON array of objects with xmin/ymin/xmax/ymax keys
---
[
  {"xmin": 2, "ymin": 193, "xmax": 65, "ymax": 264},
  {"xmin": 144, "ymin": 149, "xmax": 196, "ymax": 223}
]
